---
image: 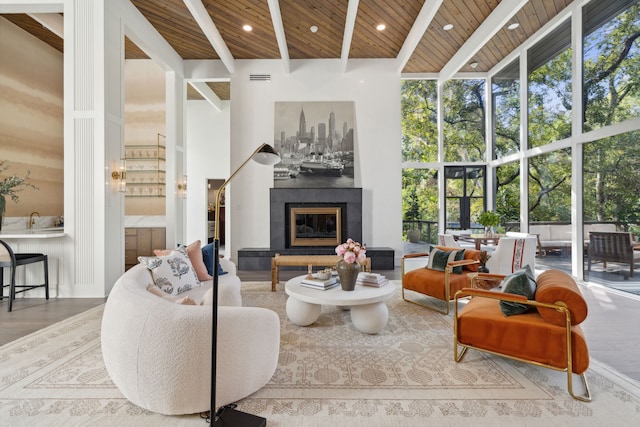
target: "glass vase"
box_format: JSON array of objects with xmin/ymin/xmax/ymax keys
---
[
  {"xmin": 484, "ymin": 226, "xmax": 495, "ymax": 238},
  {"xmin": 336, "ymin": 259, "xmax": 359, "ymax": 291}
]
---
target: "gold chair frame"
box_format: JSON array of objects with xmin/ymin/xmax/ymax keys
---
[
  {"xmin": 401, "ymin": 253, "xmax": 478, "ymax": 315},
  {"xmin": 453, "ymin": 280, "xmax": 591, "ymax": 402}
]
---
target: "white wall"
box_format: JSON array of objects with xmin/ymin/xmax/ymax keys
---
[
  {"xmin": 185, "ymin": 99, "xmax": 231, "ymax": 245},
  {"xmin": 225, "ymin": 59, "xmax": 403, "ymax": 264}
]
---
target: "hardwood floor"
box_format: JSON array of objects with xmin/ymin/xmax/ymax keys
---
[
  {"xmin": 1, "ymin": 267, "xmax": 638, "ymax": 384},
  {"xmin": 0, "ymin": 297, "xmax": 106, "ymax": 345}
]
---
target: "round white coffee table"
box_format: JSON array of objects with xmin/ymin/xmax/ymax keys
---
[{"xmin": 284, "ymin": 275, "xmax": 395, "ymax": 334}]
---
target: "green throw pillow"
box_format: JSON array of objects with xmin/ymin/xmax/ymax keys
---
[
  {"xmin": 499, "ymin": 265, "xmax": 536, "ymax": 316},
  {"xmin": 426, "ymin": 248, "xmax": 465, "ymax": 274}
]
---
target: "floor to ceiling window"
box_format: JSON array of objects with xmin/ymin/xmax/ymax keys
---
[
  {"xmin": 528, "ymin": 20, "xmax": 572, "ymax": 148},
  {"xmin": 442, "ymin": 79, "xmax": 486, "ymax": 162},
  {"xmin": 495, "ymin": 161, "xmax": 520, "ymax": 228},
  {"xmin": 492, "ymin": 59, "xmax": 520, "ymax": 159},
  {"xmin": 444, "ymin": 166, "xmax": 485, "ymax": 231},
  {"xmin": 401, "ymin": 80, "xmax": 438, "ymax": 245},
  {"xmin": 581, "ymin": 0, "xmax": 640, "ymax": 291},
  {"xmin": 401, "ymin": 80, "xmax": 438, "ymax": 163},
  {"xmin": 401, "ymin": 0, "xmax": 640, "ymax": 296},
  {"xmin": 492, "ymin": 59, "xmax": 522, "ymax": 229},
  {"xmin": 402, "ymin": 168, "xmax": 438, "ymax": 245},
  {"xmin": 583, "ymin": 1, "xmax": 640, "ymax": 132},
  {"xmin": 528, "ymin": 149, "xmax": 572, "ymax": 223}
]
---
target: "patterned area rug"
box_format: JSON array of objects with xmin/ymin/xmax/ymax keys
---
[{"xmin": 0, "ymin": 281, "xmax": 639, "ymax": 426}]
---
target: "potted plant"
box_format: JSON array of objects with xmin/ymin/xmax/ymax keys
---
[
  {"xmin": 0, "ymin": 161, "xmax": 38, "ymax": 230},
  {"xmin": 477, "ymin": 210, "xmax": 500, "ymax": 237}
]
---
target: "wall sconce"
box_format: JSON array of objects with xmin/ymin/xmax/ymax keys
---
[
  {"xmin": 111, "ymin": 159, "xmax": 127, "ymax": 193},
  {"xmin": 177, "ymin": 175, "xmax": 187, "ymax": 199}
]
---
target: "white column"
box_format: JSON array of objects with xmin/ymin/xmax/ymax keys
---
[
  {"xmin": 484, "ymin": 76, "xmax": 494, "ymax": 212},
  {"xmin": 64, "ymin": 0, "xmax": 104, "ymax": 296},
  {"xmin": 63, "ymin": 0, "xmax": 124, "ymax": 296},
  {"xmin": 571, "ymin": 4, "xmax": 584, "ymax": 280},
  {"xmin": 437, "ymin": 81, "xmax": 445, "ymax": 231},
  {"xmin": 165, "ymin": 72, "xmax": 186, "ymax": 248},
  {"xmin": 519, "ymin": 47, "xmax": 529, "ymax": 231}
]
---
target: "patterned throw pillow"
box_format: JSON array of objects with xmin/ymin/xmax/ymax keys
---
[
  {"xmin": 499, "ymin": 264, "xmax": 537, "ymax": 316},
  {"xmin": 426, "ymin": 247, "xmax": 465, "ymax": 274},
  {"xmin": 154, "ymin": 240, "xmax": 212, "ymax": 281},
  {"xmin": 139, "ymin": 246, "xmax": 201, "ymax": 296}
]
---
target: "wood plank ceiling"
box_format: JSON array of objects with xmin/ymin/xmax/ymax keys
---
[{"xmin": 2, "ymin": 0, "xmax": 574, "ymax": 101}]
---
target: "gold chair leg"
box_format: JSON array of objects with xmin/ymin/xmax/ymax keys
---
[
  {"xmin": 453, "ymin": 341, "xmax": 467, "ymax": 362},
  {"xmin": 568, "ymin": 372, "xmax": 592, "ymax": 402},
  {"xmin": 401, "ymin": 286, "xmax": 451, "ymax": 315}
]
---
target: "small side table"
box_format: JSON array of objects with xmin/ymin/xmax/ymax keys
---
[{"xmin": 470, "ymin": 273, "xmax": 505, "ymax": 291}]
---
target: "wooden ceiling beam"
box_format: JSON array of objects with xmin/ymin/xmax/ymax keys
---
[
  {"xmin": 395, "ymin": 0, "xmax": 442, "ymax": 73},
  {"xmin": 267, "ymin": 0, "xmax": 289, "ymax": 73},
  {"xmin": 183, "ymin": 0, "xmax": 235, "ymax": 73},
  {"xmin": 439, "ymin": 0, "xmax": 528, "ymax": 82}
]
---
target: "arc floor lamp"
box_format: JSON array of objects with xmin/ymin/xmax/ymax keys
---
[{"xmin": 208, "ymin": 143, "xmax": 280, "ymax": 426}]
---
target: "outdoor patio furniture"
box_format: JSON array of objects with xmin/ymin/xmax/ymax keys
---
[{"xmin": 588, "ymin": 232, "xmax": 640, "ymax": 278}]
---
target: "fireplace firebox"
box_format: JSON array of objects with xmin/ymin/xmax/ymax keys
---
[{"xmin": 289, "ymin": 206, "xmax": 342, "ymax": 247}]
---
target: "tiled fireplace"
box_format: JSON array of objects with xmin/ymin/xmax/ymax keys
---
[
  {"xmin": 269, "ymin": 188, "xmax": 362, "ymax": 250},
  {"xmin": 237, "ymin": 188, "xmax": 394, "ymax": 271}
]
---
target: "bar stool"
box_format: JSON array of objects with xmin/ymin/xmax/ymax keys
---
[{"xmin": 0, "ymin": 239, "xmax": 49, "ymax": 312}]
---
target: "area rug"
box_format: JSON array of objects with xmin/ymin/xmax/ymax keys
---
[{"xmin": 0, "ymin": 282, "xmax": 639, "ymax": 426}]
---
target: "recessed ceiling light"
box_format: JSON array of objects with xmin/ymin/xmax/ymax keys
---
[
  {"xmin": 310, "ymin": 25, "xmax": 318, "ymax": 33},
  {"xmin": 507, "ymin": 22, "xmax": 520, "ymax": 30},
  {"xmin": 242, "ymin": 24, "xmax": 252, "ymax": 32},
  {"xmin": 443, "ymin": 23, "xmax": 454, "ymax": 31},
  {"xmin": 469, "ymin": 62, "xmax": 479, "ymax": 69},
  {"xmin": 376, "ymin": 24, "xmax": 386, "ymax": 31}
]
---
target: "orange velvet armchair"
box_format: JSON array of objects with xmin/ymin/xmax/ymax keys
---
[
  {"xmin": 453, "ymin": 269, "xmax": 591, "ymax": 401},
  {"xmin": 402, "ymin": 246, "xmax": 481, "ymax": 314}
]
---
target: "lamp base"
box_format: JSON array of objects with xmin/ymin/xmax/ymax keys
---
[{"xmin": 214, "ymin": 407, "xmax": 266, "ymax": 427}]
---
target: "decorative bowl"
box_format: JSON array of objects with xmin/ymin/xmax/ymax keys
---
[{"xmin": 315, "ymin": 269, "xmax": 332, "ymax": 280}]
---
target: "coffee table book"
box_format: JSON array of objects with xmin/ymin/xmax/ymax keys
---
[
  {"xmin": 356, "ymin": 272, "xmax": 389, "ymax": 287},
  {"xmin": 300, "ymin": 282, "xmax": 340, "ymax": 291},
  {"xmin": 300, "ymin": 277, "xmax": 339, "ymax": 290}
]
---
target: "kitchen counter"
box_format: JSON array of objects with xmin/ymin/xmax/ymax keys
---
[
  {"xmin": 0, "ymin": 228, "xmax": 66, "ymax": 239},
  {"xmin": 0, "ymin": 229, "xmax": 67, "ymax": 298},
  {"xmin": 125, "ymin": 216, "xmax": 166, "ymax": 227}
]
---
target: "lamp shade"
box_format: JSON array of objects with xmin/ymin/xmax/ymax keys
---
[{"xmin": 252, "ymin": 143, "xmax": 280, "ymax": 165}]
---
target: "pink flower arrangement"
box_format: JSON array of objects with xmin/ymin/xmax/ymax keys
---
[{"xmin": 335, "ymin": 238, "xmax": 367, "ymax": 264}]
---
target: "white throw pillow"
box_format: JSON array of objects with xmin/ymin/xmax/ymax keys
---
[{"xmin": 138, "ymin": 246, "xmax": 201, "ymax": 296}]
